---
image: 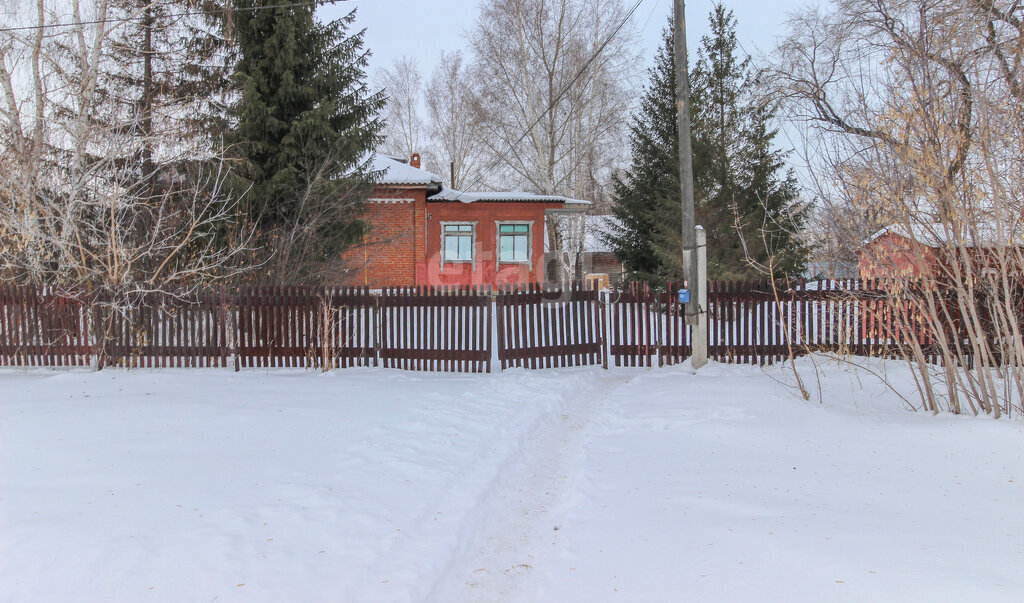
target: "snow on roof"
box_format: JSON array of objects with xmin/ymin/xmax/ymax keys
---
[
  {"xmin": 369, "ymin": 153, "xmax": 443, "ymax": 186},
  {"xmin": 429, "ymin": 186, "xmax": 590, "ymax": 206},
  {"xmin": 863, "ymin": 222, "xmax": 1024, "ymax": 249},
  {"xmin": 863, "ymin": 224, "xmax": 945, "ymax": 247},
  {"xmin": 365, "ymin": 155, "xmax": 591, "ymax": 205}
]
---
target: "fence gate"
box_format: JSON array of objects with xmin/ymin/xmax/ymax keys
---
[
  {"xmin": 659, "ymin": 282, "xmax": 693, "ymax": 365},
  {"xmin": 495, "ymin": 282, "xmax": 605, "ymax": 369},
  {"xmin": 606, "ymin": 282, "xmax": 658, "ymax": 367},
  {"xmin": 377, "ymin": 286, "xmax": 492, "ymax": 373}
]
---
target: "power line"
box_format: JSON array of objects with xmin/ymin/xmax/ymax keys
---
[
  {"xmin": 0, "ymin": 0, "xmax": 354, "ymax": 34},
  {"xmin": 638, "ymin": 0, "xmax": 665, "ymax": 37},
  {"xmin": 451, "ymin": 0, "xmax": 647, "ymax": 200}
]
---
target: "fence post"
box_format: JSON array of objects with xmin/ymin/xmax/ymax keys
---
[
  {"xmin": 692, "ymin": 226, "xmax": 709, "ymax": 368},
  {"xmin": 372, "ymin": 288, "xmax": 381, "ymax": 368},
  {"xmin": 599, "ymin": 287, "xmax": 609, "ymax": 369},
  {"xmin": 494, "ymin": 286, "xmax": 504, "ymax": 372},
  {"xmin": 91, "ymin": 297, "xmax": 105, "ymax": 371},
  {"xmin": 485, "ymin": 286, "xmax": 493, "ymax": 373},
  {"xmin": 232, "ymin": 286, "xmax": 241, "ymax": 372},
  {"xmin": 218, "ymin": 285, "xmax": 228, "ymax": 369}
]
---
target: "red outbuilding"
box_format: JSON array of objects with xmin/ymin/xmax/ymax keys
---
[
  {"xmin": 858, "ymin": 223, "xmax": 1023, "ymax": 280},
  {"xmin": 343, "ymin": 153, "xmax": 589, "ymax": 288}
]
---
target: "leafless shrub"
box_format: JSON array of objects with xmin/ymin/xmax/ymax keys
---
[
  {"xmin": 314, "ymin": 293, "xmax": 337, "ymax": 372},
  {"xmin": 0, "ymin": 1, "xmax": 253, "ymax": 366}
]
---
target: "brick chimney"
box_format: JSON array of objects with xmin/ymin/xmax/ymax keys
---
[{"xmin": 410, "ymin": 153, "xmax": 421, "ymax": 169}]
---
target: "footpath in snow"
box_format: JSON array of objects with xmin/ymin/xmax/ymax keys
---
[{"xmin": 1, "ymin": 358, "xmax": 1023, "ymax": 602}]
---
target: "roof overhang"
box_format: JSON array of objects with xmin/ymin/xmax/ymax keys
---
[{"xmin": 428, "ymin": 186, "xmax": 591, "ymax": 207}]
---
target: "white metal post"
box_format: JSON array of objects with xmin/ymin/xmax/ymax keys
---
[{"xmin": 692, "ymin": 225, "xmax": 708, "ymax": 368}]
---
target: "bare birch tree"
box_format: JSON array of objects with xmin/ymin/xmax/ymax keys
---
[
  {"xmin": 0, "ymin": 1, "xmax": 251, "ymax": 309},
  {"xmin": 769, "ymin": 0, "xmax": 1024, "ymax": 416},
  {"xmin": 376, "ymin": 56, "xmax": 426, "ymax": 161},
  {"xmin": 467, "ymin": 0, "xmax": 640, "ymax": 279},
  {"xmin": 424, "ymin": 50, "xmax": 484, "ymax": 190}
]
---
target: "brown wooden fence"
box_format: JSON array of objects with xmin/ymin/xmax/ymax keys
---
[
  {"xmin": 0, "ymin": 286, "xmax": 91, "ymax": 366},
  {"xmin": 0, "ymin": 285, "xmax": 494, "ymax": 372},
  {"xmin": 101, "ymin": 289, "xmax": 230, "ymax": 368},
  {"xmin": 606, "ymin": 282, "xmax": 659, "ymax": 367},
  {"xmin": 495, "ymin": 282, "xmax": 606, "ymax": 370},
  {"xmin": 605, "ymin": 279, "xmax": 942, "ymax": 366},
  {"xmin": 378, "ymin": 286, "xmax": 492, "ymax": 373},
  {"xmin": 0, "ymin": 279, "xmax": 968, "ymax": 372},
  {"xmin": 234, "ymin": 286, "xmax": 376, "ymax": 369}
]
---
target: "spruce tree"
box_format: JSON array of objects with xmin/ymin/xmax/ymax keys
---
[
  {"xmin": 690, "ymin": 4, "xmax": 750, "ymax": 277},
  {"xmin": 692, "ymin": 6, "xmax": 809, "ymax": 277},
  {"xmin": 606, "ymin": 23, "xmax": 681, "ymax": 284},
  {"xmin": 228, "ymin": 3, "xmax": 384, "ymax": 279},
  {"xmin": 608, "ymin": 6, "xmax": 808, "ymax": 283},
  {"xmin": 738, "ymin": 94, "xmax": 810, "ymax": 277}
]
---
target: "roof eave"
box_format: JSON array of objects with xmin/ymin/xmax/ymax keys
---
[{"xmin": 374, "ymin": 182, "xmax": 443, "ymax": 191}]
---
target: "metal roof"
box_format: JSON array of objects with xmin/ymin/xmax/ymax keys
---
[{"xmin": 428, "ymin": 186, "xmax": 590, "ymax": 206}]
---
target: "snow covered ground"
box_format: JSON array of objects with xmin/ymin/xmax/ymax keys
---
[{"xmin": 2, "ymin": 358, "xmax": 1023, "ymax": 602}]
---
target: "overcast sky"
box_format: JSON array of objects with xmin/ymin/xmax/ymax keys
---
[{"xmin": 321, "ymin": 0, "xmax": 819, "ymax": 80}]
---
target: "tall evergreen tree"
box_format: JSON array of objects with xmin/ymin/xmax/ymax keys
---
[
  {"xmin": 606, "ymin": 22, "xmax": 679, "ymax": 283},
  {"xmin": 608, "ymin": 6, "xmax": 808, "ymax": 283},
  {"xmin": 228, "ymin": 3, "xmax": 384, "ymax": 281}
]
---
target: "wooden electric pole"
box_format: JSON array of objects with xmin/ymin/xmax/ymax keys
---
[{"xmin": 673, "ymin": 0, "xmax": 707, "ymax": 367}]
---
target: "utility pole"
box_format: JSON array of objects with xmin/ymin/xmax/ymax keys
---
[{"xmin": 673, "ymin": 0, "xmax": 708, "ymax": 368}]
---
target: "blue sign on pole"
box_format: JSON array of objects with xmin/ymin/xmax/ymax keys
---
[{"xmin": 678, "ymin": 289, "xmax": 690, "ymax": 304}]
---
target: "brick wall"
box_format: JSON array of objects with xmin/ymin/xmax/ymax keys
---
[
  {"xmin": 343, "ymin": 189, "xmax": 577, "ymax": 288},
  {"xmin": 424, "ymin": 202, "xmax": 559, "ymax": 286},
  {"xmin": 341, "ymin": 188, "xmax": 426, "ymax": 288}
]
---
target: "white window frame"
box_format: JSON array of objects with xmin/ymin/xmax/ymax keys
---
[
  {"xmin": 440, "ymin": 221, "xmax": 477, "ymax": 270},
  {"xmin": 495, "ymin": 220, "xmax": 534, "ymax": 270}
]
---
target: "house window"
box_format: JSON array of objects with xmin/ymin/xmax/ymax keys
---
[
  {"xmin": 498, "ymin": 223, "xmax": 531, "ymax": 262},
  {"xmin": 442, "ymin": 223, "xmax": 475, "ymax": 262}
]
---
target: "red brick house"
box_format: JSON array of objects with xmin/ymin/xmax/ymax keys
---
[
  {"xmin": 858, "ymin": 225, "xmax": 938, "ymax": 279},
  {"xmin": 858, "ymin": 223, "xmax": 1022, "ymax": 280},
  {"xmin": 343, "ymin": 154, "xmax": 590, "ymax": 288}
]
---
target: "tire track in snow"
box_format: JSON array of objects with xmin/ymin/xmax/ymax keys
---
[{"xmin": 425, "ymin": 370, "xmax": 635, "ymax": 602}]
